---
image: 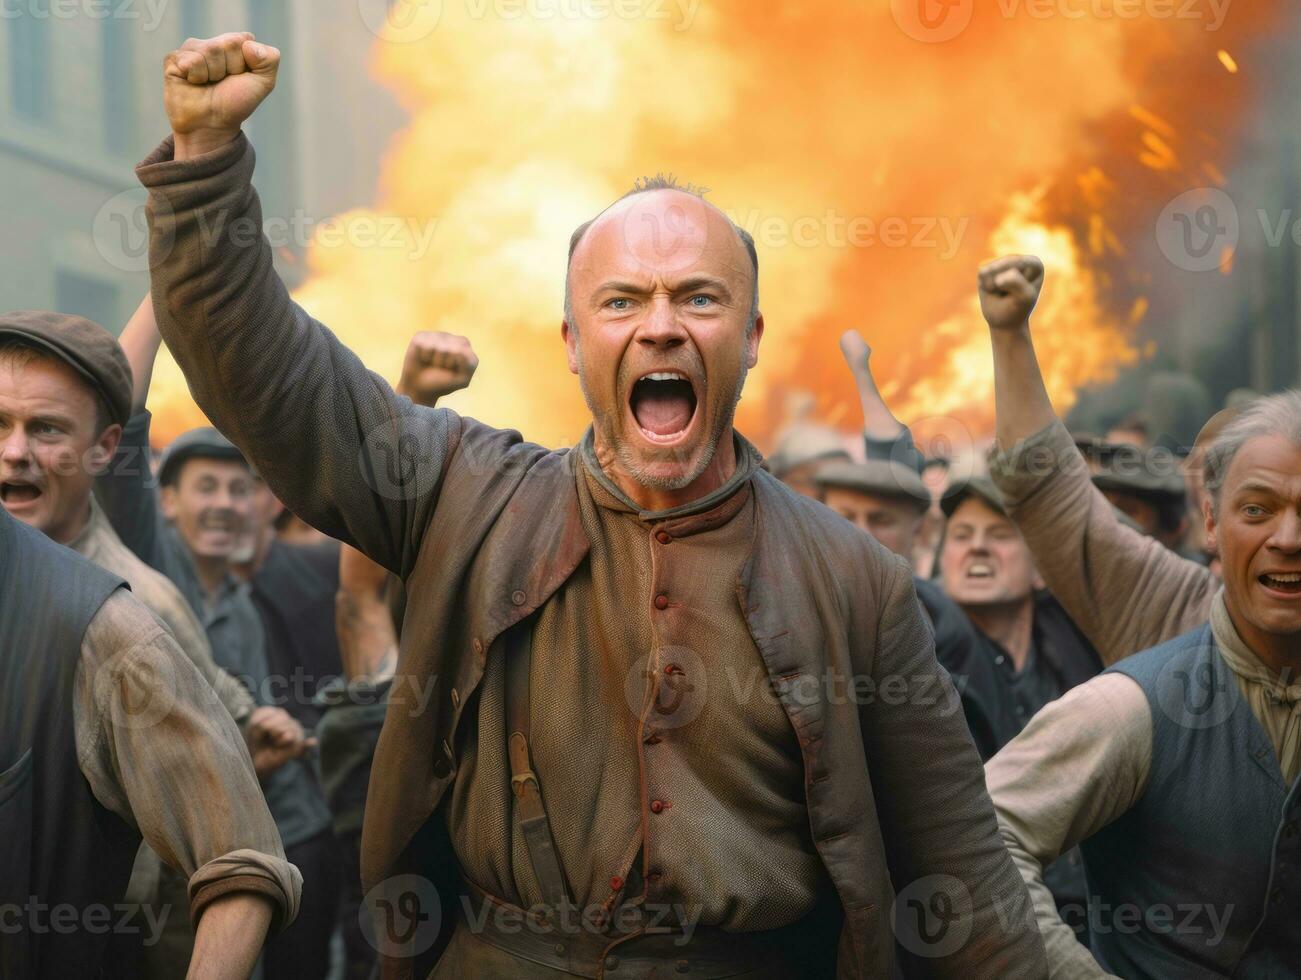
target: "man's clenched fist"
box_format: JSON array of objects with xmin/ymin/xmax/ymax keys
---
[
  {"xmin": 164, "ymin": 32, "xmax": 280, "ymax": 160},
  {"xmin": 978, "ymin": 255, "xmax": 1045, "ymax": 332},
  {"xmin": 397, "ymin": 332, "xmax": 479, "ymax": 408}
]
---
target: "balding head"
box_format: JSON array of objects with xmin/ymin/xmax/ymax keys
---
[{"xmin": 564, "ymin": 176, "xmax": 759, "ymax": 331}]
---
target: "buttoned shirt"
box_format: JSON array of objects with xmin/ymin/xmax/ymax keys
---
[{"xmin": 446, "ymin": 435, "xmax": 833, "ymax": 932}]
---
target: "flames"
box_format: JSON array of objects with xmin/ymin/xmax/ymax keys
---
[{"xmin": 145, "ymin": 0, "xmax": 1280, "ymax": 452}]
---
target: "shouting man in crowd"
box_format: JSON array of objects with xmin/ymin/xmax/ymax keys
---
[
  {"xmin": 132, "ymin": 31, "xmax": 1045, "ymax": 978},
  {"xmin": 978, "ymin": 256, "xmax": 1301, "ymax": 976}
]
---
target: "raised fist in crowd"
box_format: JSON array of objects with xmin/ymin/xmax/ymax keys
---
[
  {"xmin": 397, "ymin": 331, "xmax": 480, "ymax": 408},
  {"xmin": 163, "ymin": 32, "xmax": 281, "ymax": 160},
  {"xmin": 978, "ymin": 254, "xmax": 1045, "ymax": 332}
]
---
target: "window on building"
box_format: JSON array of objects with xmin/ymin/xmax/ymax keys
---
[
  {"xmin": 101, "ymin": 21, "xmax": 136, "ymax": 157},
  {"xmin": 55, "ymin": 271, "xmax": 120, "ymax": 333},
  {"xmin": 9, "ymin": 11, "xmax": 52, "ymax": 123}
]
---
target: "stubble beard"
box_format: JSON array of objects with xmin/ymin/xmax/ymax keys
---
[{"xmin": 580, "ymin": 362, "xmax": 748, "ymax": 494}]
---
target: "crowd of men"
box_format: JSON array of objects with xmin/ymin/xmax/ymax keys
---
[{"xmin": 1, "ymin": 28, "xmax": 1298, "ymax": 980}]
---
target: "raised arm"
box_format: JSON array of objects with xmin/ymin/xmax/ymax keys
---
[
  {"xmin": 139, "ymin": 33, "xmax": 477, "ymax": 574},
  {"xmin": 330, "ymin": 329, "xmax": 479, "ymax": 679},
  {"xmin": 838, "ymin": 329, "xmax": 924, "ymax": 472},
  {"xmin": 118, "ymin": 293, "xmax": 163, "ymax": 416},
  {"xmin": 978, "ymin": 256, "xmax": 1218, "ymax": 662}
]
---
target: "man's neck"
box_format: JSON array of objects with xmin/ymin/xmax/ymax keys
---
[
  {"xmin": 191, "ymin": 552, "xmax": 231, "ymax": 600},
  {"xmin": 595, "ymin": 427, "xmax": 739, "ymax": 513},
  {"xmin": 964, "ymin": 596, "xmax": 1036, "ymax": 672},
  {"xmin": 49, "ymin": 499, "xmax": 94, "ymax": 548},
  {"xmin": 1225, "ymin": 604, "xmax": 1301, "ymax": 678}
]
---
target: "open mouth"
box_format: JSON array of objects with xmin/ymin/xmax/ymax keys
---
[
  {"xmin": 0, "ymin": 481, "xmax": 42, "ymax": 506},
  {"xmin": 966, "ymin": 562, "xmax": 995, "ymax": 580},
  {"xmin": 629, "ymin": 371, "xmax": 699, "ymax": 444},
  {"xmin": 1259, "ymin": 572, "xmax": 1301, "ymax": 595}
]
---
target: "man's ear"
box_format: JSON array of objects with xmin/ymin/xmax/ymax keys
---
[
  {"xmin": 1202, "ymin": 494, "xmax": 1218, "ymax": 555},
  {"xmin": 160, "ymin": 484, "xmax": 179, "ymax": 522},
  {"xmin": 562, "ymin": 319, "xmax": 580, "ymax": 375},
  {"xmin": 745, "ymin": 312, "xmax": 764, "ymax": 370},
  {"xmin": 85, "ymin": 423, "xmax": 122, "ymax": 477}
]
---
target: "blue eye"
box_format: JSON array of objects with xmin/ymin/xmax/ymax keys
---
[
  {"xmin": 689, "ymin": 295, "xmax": 713, "ymax": 308},
  {"xmin": 607, "ymin": 298, "xmax": 632, "ymax": 311}
]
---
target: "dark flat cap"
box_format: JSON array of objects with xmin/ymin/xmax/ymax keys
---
[
  {"xmin": 0, "ymin": 310, "xmax": 133, "ymax": 427},
  {"xmin": 815, "ymin": 459, "xmax": 931, "ymax": 511},
  {"xmin": 941, "ymin": 475, "xmax": 1006, "ymax": 519},
  {"xmin": 1091, "ymin": 446, "xmax": 1186, "ymax": 503},
  {"xmin": 158, "ymin": 427, "xmax": 247, "ymax": 487}
]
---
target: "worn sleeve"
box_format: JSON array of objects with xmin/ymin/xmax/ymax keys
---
[
  {"xmin": 862, "ymin": 557, "xmax": 1048, "ymax": 977},
  {"xmin": 95, "ymin": 410, "xmax": 169, "ymax": 573},
  {"xmin": 135, "ymin": 134, "xmax": 469, "ymax": 577},
  {"xmin": 74, "ymin": 590, "xmax": 302, "ymax": 929},
  {"xmin": 984, "ymin": 673, "xmax": 1152, "ymax": 979},
  {"xmin": 989, "ymin": 420, "xmax": 1218, "ymax": 664},
  {"xmin": 145, "ymin": 571, "xmax": 256, "ymax": 725}
]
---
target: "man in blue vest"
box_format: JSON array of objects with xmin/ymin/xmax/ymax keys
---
[{"xmin": 979, "ymin": 256, "xmax": 1300, "ymax": 978}]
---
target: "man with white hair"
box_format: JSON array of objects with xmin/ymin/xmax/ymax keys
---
[
  {"xmin": 978, "ymin": 257, "xmax": 1301, "ymax": 976},
  {"xmin": 131, "ymin": 30, "xmax": 1046, "ymax": 979}
]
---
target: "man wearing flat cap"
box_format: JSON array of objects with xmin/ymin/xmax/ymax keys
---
[
  {"xmin": 1090, "ymin": 446, "xmax": 1189, "ymax": 553},
  {"xmin": 0, "ymin": 310, "xmax": 303, "ymax": 978},
  {"xmin": 936, "ymin": 474, "xmax": 1101, "ymax": 942}
]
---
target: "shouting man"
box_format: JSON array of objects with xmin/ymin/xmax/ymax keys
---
[
  {"xmin": 978, "ymin": 257, "xmax": 1301, "ymax": 975},
  {"xmin": 136, "ymin": 32, "xmax": 1045, "ymax": 978}
]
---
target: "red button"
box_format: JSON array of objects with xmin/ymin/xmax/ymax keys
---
[
  {"xmin": 610, "ymin": 875, "xmax": 624, "ymax": 891},
  {"xmin": 654, "ymin": 594, "xmax": 669, "ymax": 610},
  {"xmin": 650, "ymin": 799, "xmax": 666, "ymax": 813},
  {"xmin": 655, "ymin": 531, "xmax": 671, "ymax": 544}
]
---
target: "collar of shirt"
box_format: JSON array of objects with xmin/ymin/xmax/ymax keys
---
[{"xmin": 1211, "ymin": 589, "xmax": 1301, "ymax": 706}]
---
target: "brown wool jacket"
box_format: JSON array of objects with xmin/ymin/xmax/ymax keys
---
[{"xmin": 136, "ymin": 133, "xmax": 1046, "ymax": 980}]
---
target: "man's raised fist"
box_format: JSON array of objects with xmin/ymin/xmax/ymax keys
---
[
  {"xmin": 978, "ymin": 255, "xmax": 1045, "ymax": 332},
  {"xmin": 838, "ymin": 329, "xmax": 873, "ymax": 374},
  {"xmin": 397, "ymin": 332, "xmax": 480, "ymax": 408},
  {"xmin": 163, "ymin": 32, "xmax": 280, "ymax": 160}
]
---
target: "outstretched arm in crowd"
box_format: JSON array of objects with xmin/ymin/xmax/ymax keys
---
[
  {"xmin": 335, "ymin": 331, "xmax": 477, "ymax": 681},
  {"xmin": 139, "ymin": 33, "xmax": 517, "ymax": 578},
  {"xmin": 95, "ymin": 294, "xmax": 168, "ymax": 570},
  {"xmin": 839, "ymin": 329, "xmax": 924, "ymax": 472},
  {"xmin": 119, "ymin": 293, "xmax": 164, "ymax": 416},
  {"xmin": 979, "ymin": 256, "xmax": 1218, "ymax": 663}
]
